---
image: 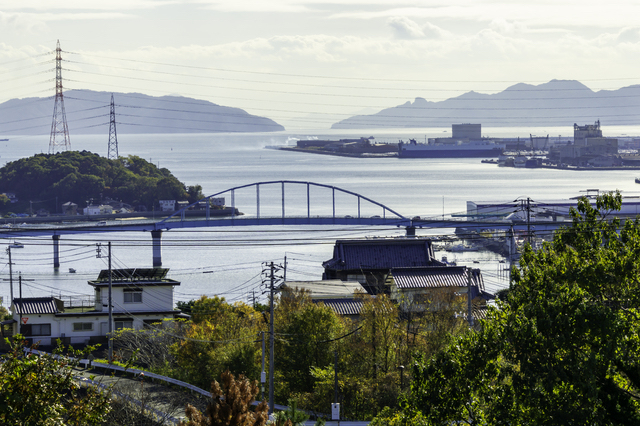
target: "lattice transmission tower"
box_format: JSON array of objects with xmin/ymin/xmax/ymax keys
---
[
  {"xmin": 107, "ymin": 94, "xmax": 118, "ymax": 159},
  {"xmin": 49, "ymin": 40, "xmax": 70, "ymax": 154}
]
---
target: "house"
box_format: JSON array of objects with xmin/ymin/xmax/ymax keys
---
[
  {"xmin": 322, "ymin": 238, "xmax": 443, "ymax": 295},
  {"xmin": 159, "ymin": 200, "xmax": 176, "ymax": 212},
  {"xmin": 83, "ymin": 204, "xmax": 113, "ymax": 215},
  {"xmin": 61, "ymin": 201, "xmax": 78, "ymax": 215},
  {"xmin": 283, "ymin": 279, "xmax": 366, "ymax": 319},
  {"xmin": 385, "ymin": 266, "xmax": 494, "ymax": 320},
  {"xmin": 2, "ymin": 192, "xmax": 18, "ymax": 203},
  {"xmin": 10, "ymin": 268, "xmax": 184, "ymax": 346}
]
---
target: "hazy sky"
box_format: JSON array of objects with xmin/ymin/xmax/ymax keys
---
[{"xmin": 2, "ymin": 0, "xmax": 640, "ymax": 130}]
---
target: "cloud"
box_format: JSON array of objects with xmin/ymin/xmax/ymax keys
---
[
  {"xmin": 387, "ymin": 17, "xmax": 425, "ymax": 40},
  {"xmin": 387, "ymin": 17, "xmax": 450, "ymax": 40},
  {"xmin": 0, "ymin": 0, "xmax": 172, "ymax": 11},
  {"xmin": 616, "ymin": 27, "xmax": 640, "ymax": 44}
]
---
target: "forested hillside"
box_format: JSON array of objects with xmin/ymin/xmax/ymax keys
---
[{"xmin": 0, "ymin": 151, "xmax": 203, "ymax": 214}]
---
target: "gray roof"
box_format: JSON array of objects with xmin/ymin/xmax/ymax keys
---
[
  {"xmin": 391, "ymin": 266, "xmax": 482, "ymax": 290},
  {"xmin": 313, "ymin": 298, "xmax": 363, "ymax": 316},
  {"xmin": 323, "ymin": 238, "xmax": 438, "ymax": 271},
  {"xmin": 13, "ymin": 297, "xmax": 63, "ymax": 315},
  {"xmin": 284, "ymin": 280, "xmax": 366, "ymax": 299},
  {"xmin": 390, "ymin": 267, "xmax": 493, "ymax": 300}
]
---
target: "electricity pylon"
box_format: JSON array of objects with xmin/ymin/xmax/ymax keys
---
[
  {"xmin": 107, "ymin": 94, "xmax": 118, "ymax": 159},
  {"xmin": 49, "ymin": 40, "xmax": 70, "ymax": 154}
]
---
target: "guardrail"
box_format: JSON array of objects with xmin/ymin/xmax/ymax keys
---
[{"xmin": 23, "ymin": 347, "xmax": 288, "ymax": 411}]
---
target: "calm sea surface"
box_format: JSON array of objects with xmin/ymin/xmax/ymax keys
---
[{"xmin": 1, "ymin": 127, "xmax": 639, "ymax": 305}]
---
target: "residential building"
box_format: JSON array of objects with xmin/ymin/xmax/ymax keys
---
[
  {"xmin": 385, "ymin": 266, "xmax": 493, "ymax": 311},
  {"xmin": 9, "ymin": 268, "xmax": 184, "ymax": 346},
  {"xmin": 283, "ymin": 279, "xmax": 366, "ymax": 319},
  {"xmin": 159, "ymin": 200, "xmax": 176, "ymax": 212},
  {"xmin": 322, "ymin": 238, "xmax": 443, "ymax": 295}
]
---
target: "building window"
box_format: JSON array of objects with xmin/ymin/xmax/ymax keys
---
[
  {"xmin": 123, "ymin": 290, "xmax": 142, "ymax": 303},
  {"xmin": 115, "ymin": 319, "xmax": 134, "ymax": 330},
  {"xmin": 23, "ymin": 323, "xmax": 51, "ymax": 336},
  {"xmin": 73, "ymin": 322, "xmax": 93, "ymax": 332}
]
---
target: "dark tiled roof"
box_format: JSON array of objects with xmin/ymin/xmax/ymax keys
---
[
  {"xmin": 13, "ymin": 297, "xmax": 63, "ymax": 315},
  {"xmin": 391, "ymin": 266, "xmax": 476, "ymax": 288},
  {"xmin": 390, "ymin": 267, "xmax": 492, "ymax": 299},
  {"xmin": 323, "ymin": 238, "xmax": 437, "ymax": 270},
  {"xmin": 89, "ymin": 268, "xmax": 180, "ymax": 287},
  {"xmin": 313, "ymin": 298, "xmax": 364, "ymax": 316}
]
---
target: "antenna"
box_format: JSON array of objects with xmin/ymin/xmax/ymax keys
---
[
  {"xmin": 49, "ymin": 40, "xmax": 70, "ymax": 154},
  {"xmin": 107, "ymin": 94, "xmax": 119, "ymax": 159}
]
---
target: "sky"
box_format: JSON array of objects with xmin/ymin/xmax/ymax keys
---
[{"xmin": 2, "ymin": 0, "xmax": 640, "ymax": 130}]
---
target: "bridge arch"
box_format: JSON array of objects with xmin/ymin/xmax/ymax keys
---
[{"xmin": 158, "ymin": 180, "xmax": 408, "ymax": 226}]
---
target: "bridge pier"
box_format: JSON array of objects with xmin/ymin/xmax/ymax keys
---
[
  {"xmin": 52, "ymin": 235, "xmax": 60, "ymax": 268},
  {"xmin": 151, "ymin": 230, "xmax": 163, "ymax": 267}
]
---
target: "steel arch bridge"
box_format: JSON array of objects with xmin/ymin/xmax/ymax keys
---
[
  {"xmin": 157, "ymin": 180, "xmax": 410, "ymax": 229},
  {"xmin": 0, "ymin": 180, "xmax": 576, "ymax": 267}
]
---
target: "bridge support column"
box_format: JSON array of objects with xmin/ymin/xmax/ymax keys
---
[
  {"xmin": 151, "ymin": 230, "xmax": 163, "ymax": 267},
  {"xmin": 405, "ymin": 226, "xmax": 416, "ymax": 237},
  {"xmin": 52, "ymin": 235, "xmax": 60, "ymax": 268}
]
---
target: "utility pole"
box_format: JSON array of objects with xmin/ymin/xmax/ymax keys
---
[
  {"xmin": 262, "ymin": 261, "xmax": 283, "ymax": 414},
  {"xmin": 526, "ymin": 197, "xmax": 531, "ymax": 247},
  {"xmin": 49, "ymin": 40, "xmax": 70, "ymax": 154},
  {"xmin": 7, "ymin": 246, "xmax": 13, "ymax": 306},
  {"xmin": 268, "ymin": 262, "xmax": 276, "ymax": 414},
  {"xmin": 96, "ymin": 242, "xmax": 113, "ymax": 362},
  {"xmin": 467, "ymin": 267, "xmax": 474, "ymax": 327},
  {"xmin": 18, "ymin": 275, "xmax": 22, "ymax": 335},
  {"xmin": 261, "ymin": 331, "xmax": 266, "ymax": 401},
  {"xmin": 17, "ymin": 274, "xmax": 34, "ymax": 335}
]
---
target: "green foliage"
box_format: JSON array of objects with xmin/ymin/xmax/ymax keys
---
[
  {"xmin": 0, "ymin": 151, "xmax": 192, "ymax": 212},
  {"xmin": 0, "ymin": 336, "xmax": 112, "ymax": 425},
  {"xmin": 172, "ymin": 296, "xmax": 263, "ymax": 388},
  {"xmin": 276, "ymin": 289, "xmax": 346, "ymax": 395},
  {"xmin": 402, "ymin": 191, "xmax": 640, "ymax": 425},
  {"xmin": 273, "ymin": 399, "xmax": 309, "ymax": 426}
]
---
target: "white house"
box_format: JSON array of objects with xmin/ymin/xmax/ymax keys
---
[
  {"xmin": 83, "ymin": 204, "xmax": 113, "ymax": 215},
  {"xmin": 159, "ymin": 200, "xmax": 176, "ymax": 212},
  {"xmin": 10, "ymin": 268, "xmax": 185, "ymax": 346}
]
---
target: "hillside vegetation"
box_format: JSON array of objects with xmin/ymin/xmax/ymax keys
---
[{"xmin": 0, "ymin": 151, "xmax": 203, "ymax": 214}]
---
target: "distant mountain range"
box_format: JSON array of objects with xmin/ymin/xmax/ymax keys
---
[
  {"xmin": 0, "ymin": 90, "xmax": 284, "ymax": 135},
  {"xmin": 331, "ymin": 80, "xmax": 640, "ymax": 129}
]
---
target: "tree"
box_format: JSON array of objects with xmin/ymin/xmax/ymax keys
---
[
  {"xmin": 403, "ymin": 191, "xmax": 640, "ymax": 425},
  {"xmin": 276, "ymin": 289, "xmax": 346, "ymax": 395},
  {"xmin": 172, "ymin": 297, "xmax": 263, "ymax": 388},
  {"xmin": 0, "ymin": 336, "xmax": 112, "ymax": 425},
  {"xmin": 179, "ymin": 370, "xmax": 268, "ymax": 426}
]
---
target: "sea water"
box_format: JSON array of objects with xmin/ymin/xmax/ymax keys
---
[{"xmin": 1, "ymin": 128, "xmax": 639, "ymax": 305}]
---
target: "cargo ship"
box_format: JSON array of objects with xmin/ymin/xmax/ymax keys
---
[{"xmin": 398, "ymin": 139, "xmax": 506, "ymax": 158}]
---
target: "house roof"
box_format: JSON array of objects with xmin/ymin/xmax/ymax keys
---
[
  {"xmin": 13, "ymin": 297, "xmax": 63, "ymax": 315},
  {"xmin": 284, "ymin": 280, "xmax": 366, "ymax": 299},
  {"xmin": 313, "ymin": 298, "xmax": 364, "ymax": 316},
  {"xmin": 389, "ymin": 266, "xmax": 494, "ymax": 301},
  {"xmin": 323, "ymin": 238, "xmax": 439, "ymax": 271},
  {"xmin": 89, "ymin": 268, "xmax": 180, "ymax": 287},
  {"xmin": 390, "ymin": 266, "xmax": 483, "ymax": 290}
]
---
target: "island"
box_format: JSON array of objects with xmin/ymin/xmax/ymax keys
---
[{"xmin": 0, "ymin": 151, "xmax": 209, "ymax": 218}]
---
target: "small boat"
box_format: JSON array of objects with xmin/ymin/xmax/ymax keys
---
[
  {"xmin": 9, "ymin": 241, "xmax": 23, "ymax": 249},
  {"xmin": 635, "ymin": 177, "xmax": 640, "ymax": 184},
  {"xmin": 69, "ymin": 268, "xmax": 76, "ymax": 273}
]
